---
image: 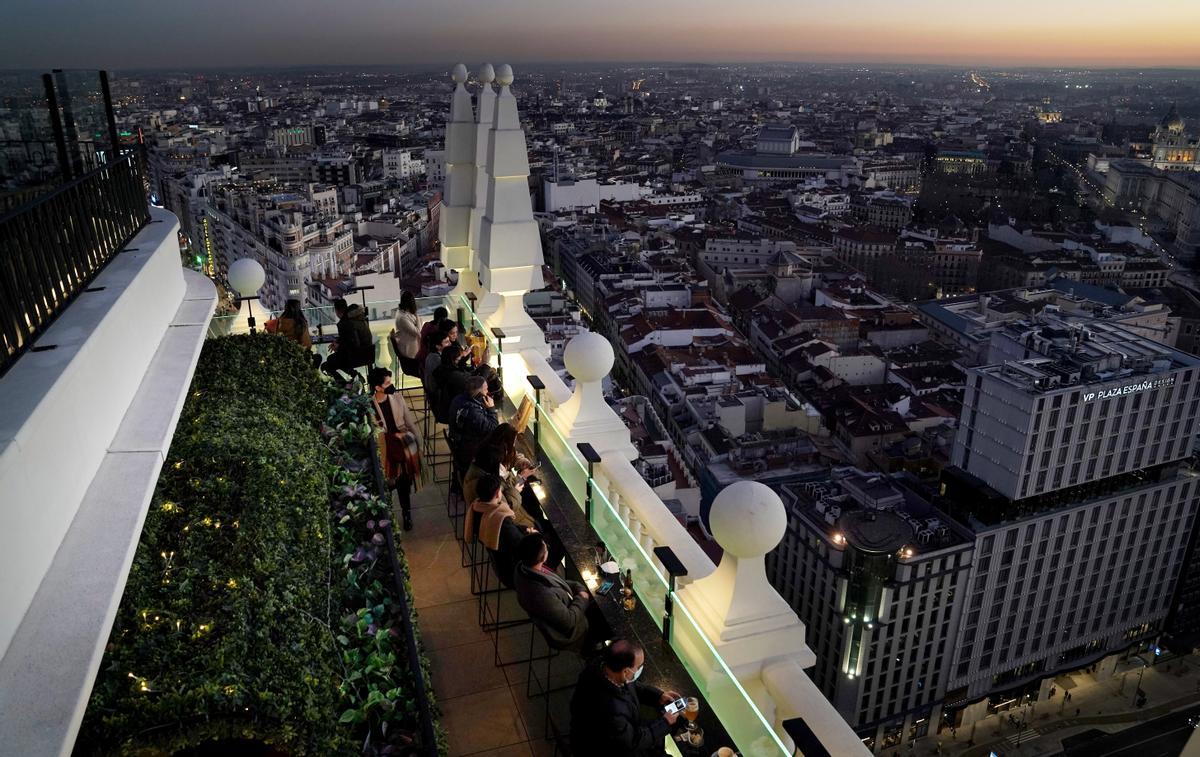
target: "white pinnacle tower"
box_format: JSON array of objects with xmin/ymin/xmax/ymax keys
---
[
  {"xmin": 476, "ymin": 64, "xmax": 548, "ymax": 355},
  {"xmin": 439, "ymin": 63, "xmax": 476, "ymax": 296},
  {"xmin": 467, "ymin": 63, "xmax": 499, "ymax": 314}
]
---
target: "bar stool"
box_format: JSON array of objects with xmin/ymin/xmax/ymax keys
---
[
  {"xmin": 525, "ymin": 619, "xmax": 575, "ymax": 740},
  {"xmin": 485, "ymin": 572, "xmax": 542, "ymax": 669},
  {"xmin": 478, "ymin": 549, "xmax": 528, "ymax": 634},
  {"xmin": 450, "ymin": 466, "xmax": 473, "ymax": 569}
]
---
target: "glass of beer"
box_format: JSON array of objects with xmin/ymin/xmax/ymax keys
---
[{"xmin": 684, "ymin": 697, "xmax": 700, "ymax": 730}]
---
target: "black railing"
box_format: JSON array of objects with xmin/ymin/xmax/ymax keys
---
[
  {"xmin": 367, "ymin": 433, "xmax": 440, "ymax": 755},
  {"xmin": 0, "ymin": 150, "xmax": 148, "ymax": 376}
]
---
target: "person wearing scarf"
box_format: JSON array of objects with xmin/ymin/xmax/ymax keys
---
[
  {"xmin": 464, "ymin": 473, "xmax": 535, "ymax": 590},
  {"xmin": 370, "ymin": 367, "xmax": 421, "ymax": 531}
]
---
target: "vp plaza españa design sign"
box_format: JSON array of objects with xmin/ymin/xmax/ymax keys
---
[{"xmin": 1083, "ymin": 376, "xmax": 1175, "ymax": 402}]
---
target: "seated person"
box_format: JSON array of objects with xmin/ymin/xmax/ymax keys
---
[
  {"xmin": 449, "ymin": 375, "xmax": 498, "ymax": 474},
  {"xmin": 463, "ymin": 473, "xmax": 533, "ymax": 590},
  {"xmin": 431, "ymin": 341, "xmax": 472, "ymax": 422},
  {"xmin": 422, "ymin": 326, "xmax": 454, "ymax": 389},
  {"xmin": 414, "ymin": 306, "xmax": 449, "ymax": 367},
  {"xmin": 322, "ymin": 298, "xmax": 374, "ymax": 378},
  {"xmin": 265, "ymin": 298, "xmax": 313, "ymax": 349},
  {"xmin": 462, "ymin": 429, "xmax": 538, "ymax": 532},
  {"xmin": 497, "ymin": 425, "xmax": 544, "ymax": 515},
  {"xmin": 514, "ymin": 532, "xmax": 593, "ymax": 652},
  {"xmin": 569, "ymin": 639, "xmax": 682, "ymax": 757}
]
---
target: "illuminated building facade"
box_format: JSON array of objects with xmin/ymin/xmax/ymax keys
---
[
  {"xmin": 939, "ymin": 315, "xmax": 1200, "ymax": 721},
  {"xmin": 1149, "ymin": 103, "xmax": 1199, "ymax": 172},
  {"xmin": 769, "ymin": 314, "xmax": 1200, "ymax": 752},
  {"xmin": 767, "ymin": 472, "xmax": 974, "ymax": 752}
]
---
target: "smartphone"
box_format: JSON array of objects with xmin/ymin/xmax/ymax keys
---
[
  {"xmin": 597, "ymin": 580, "xmax": 615, "ymax": 596},
  {"xmin": 663, "ymin": 697, "xmax": 687, "ymax": 716}
]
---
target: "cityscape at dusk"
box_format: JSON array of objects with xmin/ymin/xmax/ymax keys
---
[
  {"xmin": 3, "ymin": 0, "xmax": 1200, "ymax": 69},
  {"xmin": 3, "ymin": 4, "xmax": 1200, "ymax": 757}
]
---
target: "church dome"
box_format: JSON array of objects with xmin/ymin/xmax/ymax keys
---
[{"xmin": 1161, "ymin": 102, "xmax": 1184, "ymax": 133}]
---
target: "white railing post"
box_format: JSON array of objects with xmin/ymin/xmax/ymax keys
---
[
  {"xmin": 674, "ymin": 481, "xmax": 870, "ymax": 755},
  {"xmin": 549, "ymin": 330, "xmax": 639, "ymax": 462}
]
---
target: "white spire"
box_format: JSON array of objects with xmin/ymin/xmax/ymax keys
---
[
  {"xmin": 439, "ymin": 63, "xmax": 475, "ymax": 288},
  {"xmin": 464, "ymin": 64, "xmax": 498, "ymax": 308},
  {"xmin": 477, "ymin": 64, "xmax": 547, "ymax": 354}
]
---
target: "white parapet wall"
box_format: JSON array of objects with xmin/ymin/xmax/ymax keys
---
[
  {"xmin": 0, "ymin": 206, "xmax": 216, "ymax": 755},
  {"xmin": 517, "ymin": 329, "xmax": 869, "ymax": 754}
]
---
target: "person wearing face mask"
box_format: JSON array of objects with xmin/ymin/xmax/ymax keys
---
[
  {"xmin": 370, "ymin": 367, "xmax": 420, "ymax": 531},
  {"xmin": 569, "ymin": 639, "xmax": 682, "ymax": 756}
]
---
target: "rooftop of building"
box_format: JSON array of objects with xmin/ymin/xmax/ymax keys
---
[{"xmin": 779, "ymin": 469, "xmax": 972, "ymax": 554}]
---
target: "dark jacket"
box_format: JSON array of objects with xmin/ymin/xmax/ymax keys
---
[
  {"xmin": 570, "ymin": 660, "xmax": 669, "ymax": 757},
  {"xmin": 336, "ymin": 304, "xmax": 374, "ymax": 368},
  {"xmin": 515, "ymin": 563, "xmax": 590, "ymax": 650},
  {"xmin": 450, "ymin": 393, "xmax": 498, "ymax": 439},
  {"xmin": 449, "ymin": 393, "xmax": 499, "ymax": 470},
  {"xmin": 432, "ymin": 362, "xmax": 469, "ymax": 421}
]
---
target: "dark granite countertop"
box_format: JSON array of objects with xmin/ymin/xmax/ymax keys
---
[{"xmin": 525, "ymin": 427, "xmax": 735, "ymax": 755}]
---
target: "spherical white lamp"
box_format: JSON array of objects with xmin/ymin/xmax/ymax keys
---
[
  {"xmin": 450, "ymin": 63, "xmax": 468, "ymax": 84},
  {"xmin": 495, "ymin": 64, "xmax": 514, "ymax": 87},
  {"xmin": 478, "ymin": 63, "xmax": 495, "ymax": 84},
  {"xmin": 227, "ymin": 258, "xmax": 265, "ymax": 297},
  {"xmin": 227, "ymin": 258, "xmax": 267, "ymax": 334}
]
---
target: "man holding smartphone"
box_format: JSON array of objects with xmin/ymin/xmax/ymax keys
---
[{"xmin": 569, "ymin": 639, "xmax": 684, "ymax": 756}]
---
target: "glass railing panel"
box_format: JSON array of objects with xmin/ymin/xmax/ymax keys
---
[
  {"xmin": 669, "ymin": 596, "xmax": 791, "ymax": 756},
  {"xmin": 591, "ymin": 484, "xmax": 669, "ymax": 628},
  {"xmin": 533, "ymin": 398, "xmax": 589, "ymax": 509}
]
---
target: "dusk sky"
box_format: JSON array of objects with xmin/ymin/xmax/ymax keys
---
[{"xmin": 3, "ymin": 0, "xmax": 1199, "ymax": 70}]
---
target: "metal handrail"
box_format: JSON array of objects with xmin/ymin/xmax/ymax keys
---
[
  {"xmin": 0, "ymin": 150, "xmax": 149, "ymax": 376},
  {"xmin": 367, "ymin": 432, "xmax": 439, "ymax": 756}
]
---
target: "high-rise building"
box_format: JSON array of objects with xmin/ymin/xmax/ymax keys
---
[
  {"xmin": 768, "ymin": 471, "xmax": 974, "ymax": 752},
  {"xmin": 769, "ymin": 313, "xmax": 1200, "ymax": 753}
]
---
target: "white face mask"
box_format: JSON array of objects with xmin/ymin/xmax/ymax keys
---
[{"xmin": 630, "ymin": 665, "xmax": 644, "ymax": 683}]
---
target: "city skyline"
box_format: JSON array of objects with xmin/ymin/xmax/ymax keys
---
[{"xmin": 3, "ymin": 0, "xmax": 1200, "ymax": 71}]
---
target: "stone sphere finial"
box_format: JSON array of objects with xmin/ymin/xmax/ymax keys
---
[
  {"xmin": 495, "ymin": 64, "xmax": 514, "ymax": 87},
  {"xmin": 450, "ymin": 63, "xmax": 468, "ymax": 84},
  {"xmin": 228, "ymin": 257, "xmax": 265, "ymax": 296},
  {"xmin": 709, "ymin": 481, "xmax": 787, "ymax": 558},
  {"xmin": 563, "ymin": 330, "xmax": 613, "ymax": 384},
  {"xmin": 478, "ymin": 63, "xmax": 495, "ymax": 83}
]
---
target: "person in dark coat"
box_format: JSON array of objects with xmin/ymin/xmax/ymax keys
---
[
  {"xmin": 449, "ymin": 376, "xmax": 498, "ymax": 474},
  {"xmin": 323, "ymin": 298, "xmax": 374, "ymax": 377},
  {"xmin": 514, "ymin": 533, "xmax": 592, "ymax": 651},
  {"xmin": 570, "ymin": 639, "xmax": 681, "ymax": 757},
  {"xmin": 431, "ymin": 342, "xmax": 471, "ymax": 422}
]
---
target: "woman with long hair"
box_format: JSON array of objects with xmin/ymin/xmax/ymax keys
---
[
  {"xmin": 266, "ymin": 298, "xmax": 312, "ymax": 349},
  {"xmin": 464, "ymin": 423, "xmax": 564, "ymax": 566},
  {"xmin": 463, "ymin": 432, "xmax": 535, "ymax": 529},
  {"xmin": 392, "ymin": 291, "xmax": 421, "ymax": 378}
]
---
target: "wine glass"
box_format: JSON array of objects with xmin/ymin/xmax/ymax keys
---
[{"xmin": 684, "ymin": 697, "xmax": 700, "ymax": 729}]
